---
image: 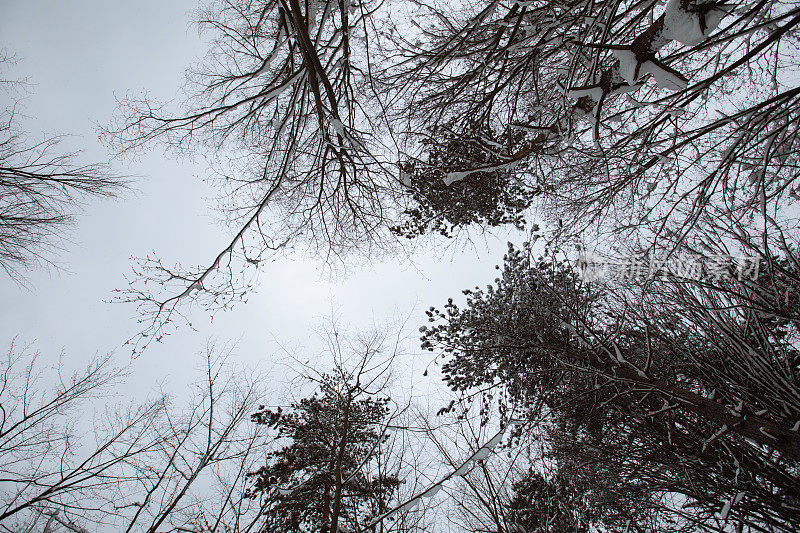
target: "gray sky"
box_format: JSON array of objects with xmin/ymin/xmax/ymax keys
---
[{"xmin": 0, "ymin": 0, "xmax": 524, "ymax": 401}]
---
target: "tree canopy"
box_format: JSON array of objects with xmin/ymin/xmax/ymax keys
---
[
  {"xmin": 4, "ymin": 0, "xmax": 800, "ymax": 531},
  {"xmin": 248, "ymin": 385, "xmax": 400, "ymax": 532},
  {"xmin": 422, "ymin": 243, "xmax": 800, "ymax": 531},
  {"xmin": 1, "ymin": 52, "xmax": 123, "ymax": 278},
  {"xmin": 107, "ymin": 0, "xmax": 800, "ymax": 353}
]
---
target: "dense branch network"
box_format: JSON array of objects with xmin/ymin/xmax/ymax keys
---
[
  {"xmin": 388, "ymin": 0, "xmax": 800, "ymax": 253},
  {"xmin": 107, "ymin": 0, "xmax": 406, "ymax": 353},
  {"xmin": 1, "ymin": 53, "xmax": 123, "ymax": 278},
  {"xmin": 420, "ymin": 243, "xmax": 800, "ymax": 531},
  {"xmin": 109, "ymin": 0, "xmax": 800, "ymax": 353}
]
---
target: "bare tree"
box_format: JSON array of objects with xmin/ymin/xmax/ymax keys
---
[
  {"xmin": 0, "ymin": 327, "xmax": 446, "ymax": 533},
  {"xmin": 0, "ymin": 340, "xmax": 269, "ymax": 533},
  {"xmin": 410, "ymin": 402, "xmax": 524, "ymax": 533},
  {"xmin": 106, "ymin": 0, "xmax": 406, "ymax": 354},
  {"xmin": 0, "ymin": 51, "xmax": 123, "ymax": 279},
  {"xmin": 113, "ymin": 342, "xmax": 268, "ymax": 533},
  {"xmin": 105, "ymin": 0, "xmax": 800, "ymax": 355},
  {"xmin": 0, "ymin": 340, "xmax": 163, "ymax": 532}
]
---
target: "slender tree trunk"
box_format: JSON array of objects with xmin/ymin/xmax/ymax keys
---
[
  {"xmin": 330, "ymin": 394, "xmax": 352, "ymax": 533},
  {"xmin": 322, "ymin": 480, "xmax": 330, "ymax": 533}
]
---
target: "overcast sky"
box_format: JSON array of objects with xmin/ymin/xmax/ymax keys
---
[{"xmin": 0, "ymin": 0, "xmax": 526, "ymax": 402}]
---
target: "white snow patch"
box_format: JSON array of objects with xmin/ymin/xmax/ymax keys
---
[
  {"xmin": 566, "ymin": 86, "xmax": 604, "ymax": 101},
  {"xmin": 663, "ymin": 0, "xmax": 705, "ymax": 45},
  {"xmin": 702, "ymin": 424, "xmax": 728, "ymax": 452},
  {"xmin": 487, "ymin": 431, "xmax": 504, "ymax": 449},
  {"xmin": 613, "ymin": 342, "xmax": 626, "ymax": 363},
  {"xmin": 626, "ymin": 94, "xmax": 646, "ymax": 108},
  {"xmin": 331, "ymin": 118, "xmax": 345, "ymax": 137},
  {"xmin": 443, "ymin": 158, "xmax": 521, "ymax": 186},
  {"xmin": 260, "ymin": 70, "xmax": 305, "ymax": 103},
  {"xmin": 640, "ymin": 60, "xmax": 688, "ymax": 90},
  {"xmin": 472, "ymin": 447, "xmax": 491, "ymax": 462},
  {"xmin": 443, "ymin": 170, "xmax": 471, "ymax": 186},
  {"xmin": 720, "ymin": 498, "xmax": 732, "ymax": 521},
  {"xmin": 421, "ymin": 484, "xmax": 442, "ymax": 499},
  {"xmin": 663, "ymin": 0, "xmax": 727, "ymax": 45},
  {"xmin": 400, "ymin": 498, "xmax": 420, "ymax": 511},
  {"xmin": 706, "ymin": 9, "xmax": 727, "ymax": 33},
  {"xmin": 253, "ymin": 56, "xmax": 274, "ymax": 77},
  {"xmin": 307, "ymin": 0, "xmax": 318, "ymax": 27},
  {"xmin": 453, "ymin": 462, "xmax": 473, "ymax": 477},
  {"xmin": 612, "ymin": 48, "xmax": 639, "ymax": 84}
]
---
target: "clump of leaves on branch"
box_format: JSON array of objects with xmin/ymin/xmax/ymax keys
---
[
  {"xmin": 507, "ymin": 470, "xmax": 598, "ymax": 533},
  {"xmin": 391, "ymin": 122, "xmax": 537, "ymax": 238}
]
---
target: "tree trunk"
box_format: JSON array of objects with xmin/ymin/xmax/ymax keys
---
[{"xmin": 330, "ymin": 394, "xmax": 352, "ymax": 533}]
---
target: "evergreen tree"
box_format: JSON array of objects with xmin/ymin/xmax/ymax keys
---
[
  {"xmin": 247, "ymin": 375, "xmax": 400, "ymax": 533},
  {"xmin": 422, "ymin": 243, "xmax": 800, "ymax": 531}
]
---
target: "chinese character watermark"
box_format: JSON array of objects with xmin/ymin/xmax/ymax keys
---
[{"xmin": 578, "ymin": 252, "xmax": 759, "ymax": 283}]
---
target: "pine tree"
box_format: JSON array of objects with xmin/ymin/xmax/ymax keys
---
[
  {"xmin": 422, "ymin": 243, "xmax": 800, "ymax": 531},
  {"xmin": 247, "ymin": 375, "xmax": 400, "ymax": 533}
]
